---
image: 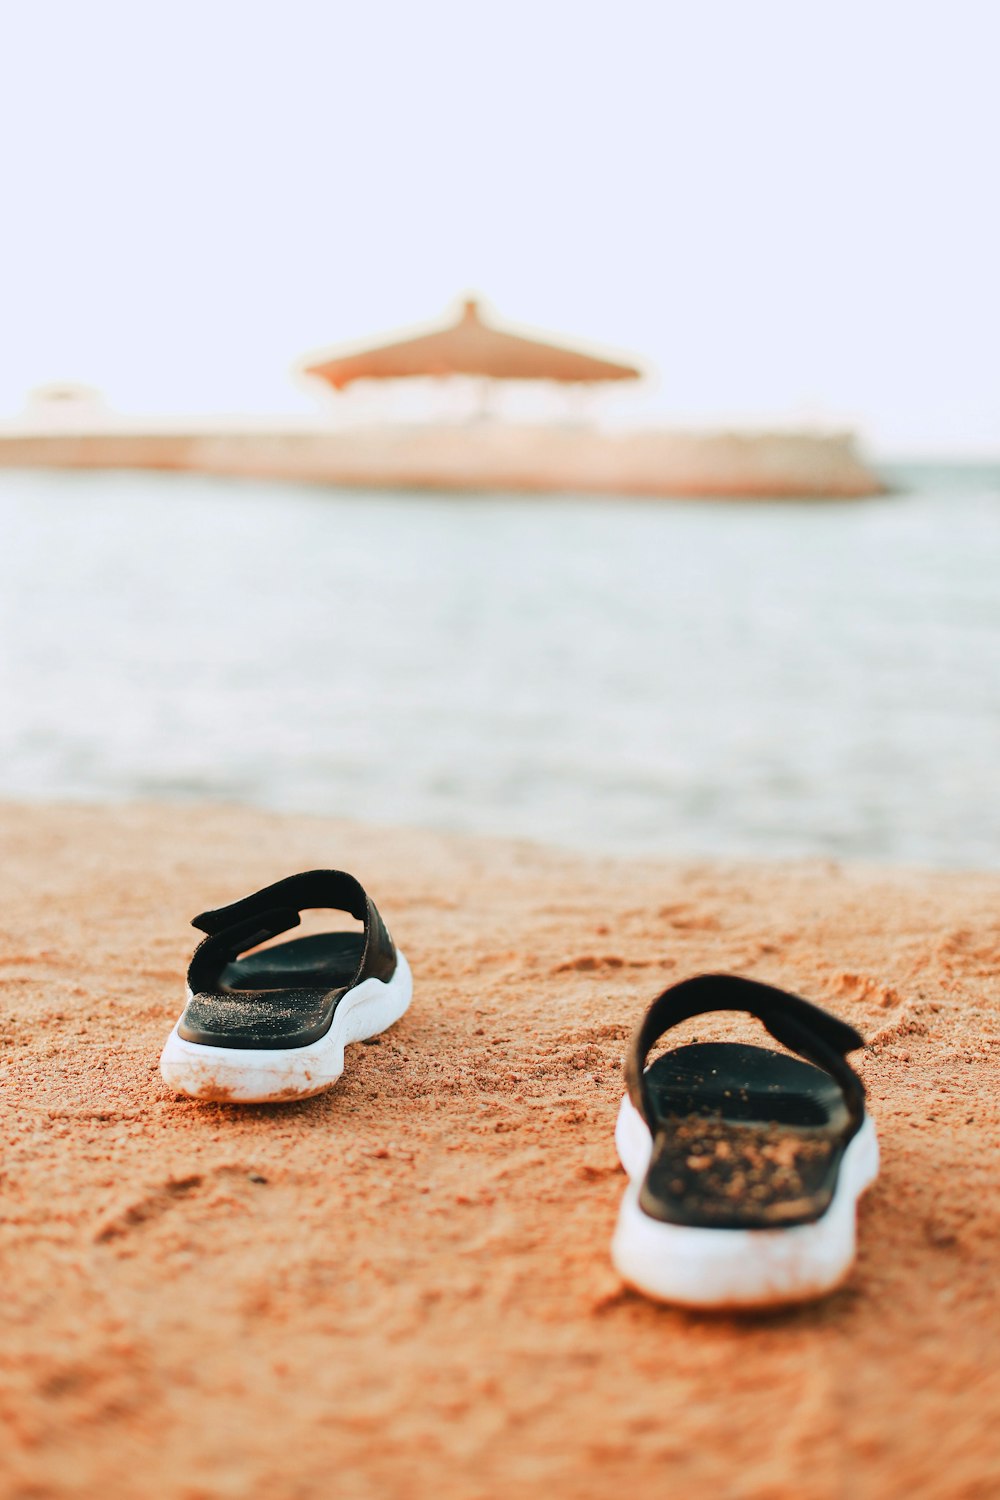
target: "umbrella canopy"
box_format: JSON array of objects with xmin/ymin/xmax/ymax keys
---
[{"xmin": 304, "ymin": 299, "xmax": 641, "ymax": 390}]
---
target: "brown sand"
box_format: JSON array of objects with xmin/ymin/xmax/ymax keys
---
[{"xmin": 1, "ymin": 801, "xmax": 998, "ymax": 1500}]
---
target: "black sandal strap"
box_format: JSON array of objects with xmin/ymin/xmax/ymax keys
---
[
  {"xmin": 625, "ymin": 973, "xmax": 867, "ymax": 1136},
  {"xmin": 187, "ymin": 870, "xmax": 396, "ymax": 995},
  {"xmin": 192, "ymin": 870, "xmax": 369, "ymax": 936}
]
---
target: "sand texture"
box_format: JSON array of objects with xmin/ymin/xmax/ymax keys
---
[{"xmin": 1, "ymin": 802, "xmax": 998, "ymax": 1500}]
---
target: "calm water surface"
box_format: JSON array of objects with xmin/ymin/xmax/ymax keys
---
[{"xmin": 1, "ymin": 465, "xmax": 998, "ymax": 866}]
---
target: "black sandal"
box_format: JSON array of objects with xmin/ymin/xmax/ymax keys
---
[
  {"xmin": 613, "ymin": 974, "xmax": 879, "ymax": 1308},
  {"xmin": 160, "ymin": 870, "xmax": 411, "ymax": 1102}
]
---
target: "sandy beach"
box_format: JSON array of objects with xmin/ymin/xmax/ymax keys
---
[{"xmin": 1, "ymin": 800, "xmax": 998, "ymax": 1500}]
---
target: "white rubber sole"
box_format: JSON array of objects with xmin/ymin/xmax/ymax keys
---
[
  {"xmin": 612, "ymin": 1094, "xmax": 879, "ymax": 1309},
  {"xmin": 159, "ymin": 951, "xmax": 412, "ymax": 1103}
]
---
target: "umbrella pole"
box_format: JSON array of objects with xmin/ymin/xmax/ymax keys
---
[{"xmin": 569, "ymin": 383, "xmax": 594, "ymax": 426}]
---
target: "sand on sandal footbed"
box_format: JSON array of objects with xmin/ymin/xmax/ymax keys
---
[{"xmin": 1, "ymin": 801, "xmax": 998, "ymax": 1500}]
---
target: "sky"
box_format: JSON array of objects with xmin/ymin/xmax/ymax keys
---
[{"xmin": 2, "ymin": 0, "xmax": 998, "ymax": 454}]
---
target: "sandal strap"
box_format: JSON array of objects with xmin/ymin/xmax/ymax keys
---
[
  {"xmin": 625, "ymin": 973, "xmax": 867, "ymax": 1134},
  {"xmin": 192, "ymin": 870, "xmax": 369, "ymax": 937},
  {"xmin": 187, "ymin": 869, "xmax": 394, "ymax": 995}
]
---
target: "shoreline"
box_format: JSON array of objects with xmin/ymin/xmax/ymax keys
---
[
  {"xmin": 3, "ymin": 791, "xmax": 998, "ymax": 880},
  {"xmin": 2, "ymin": 800, "xmax": 997, "ymax": 1498},
  {"xmin": 0, "ymin": 424, "xmax": 885, "ymax": 499}
]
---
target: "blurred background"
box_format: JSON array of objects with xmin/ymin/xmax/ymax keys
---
[{"xmin": 1, "ymin": 0, "xmax": 998, "ymax": 866}]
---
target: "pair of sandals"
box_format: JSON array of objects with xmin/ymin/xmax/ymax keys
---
[{"xmin": 160, "ymin": 868, "xmax": 879, "ymax": 1311}]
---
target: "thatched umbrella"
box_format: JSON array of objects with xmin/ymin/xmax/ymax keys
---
[{"xmin": 303, "ymin": 299, "xmax": 641, "ymax": 390}]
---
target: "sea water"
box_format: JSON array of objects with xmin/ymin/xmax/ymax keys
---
[{"xmin": 1, "ymin": 465, "xmax": 997, "ymax": 867}]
